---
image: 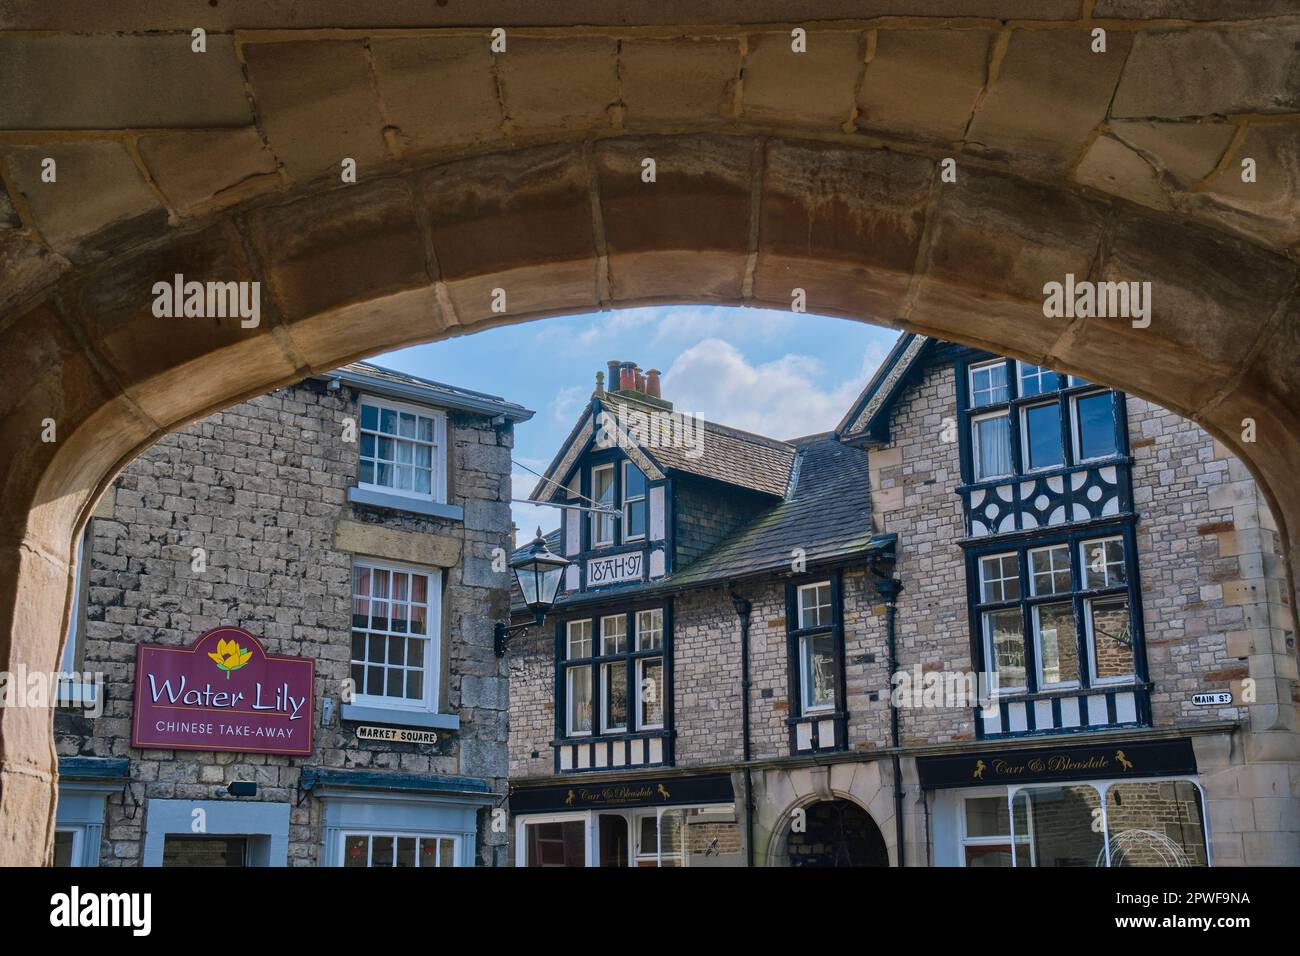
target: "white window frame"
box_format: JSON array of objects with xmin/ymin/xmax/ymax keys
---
[
  {"xmin": 1028, "ymin": 544, "xmax": 1071, "ymax": 597},
  {"xmin": 981, "ymin": 607, "xmax": 1027, "ymax": 696},
  {"xmin": 1016, "ymin": 361, "xmax": 1061, "ymax": 399},
  {"xmin": 338, "ymin": 830, "xmax": 459, "ymax": 867},
  {"xmin": 796, "ymin": 581, "xmax": 832, "ymax": 630},
  {"xmin": 566, "ymin": 619, "xmax": 593, "ymax": 659},
  {"xmin": 798, "ymin": 632, "xmax": 836, "ymax": 714},
  {"xmin": 1071, "ymin": 390, "xmax": 1117, "ymax": 463},
  {"xmin": 566, "ymin": 665, "xmax": 593, "ymax": 737},
  {"xmin": 589, "ymin": 463, "xmax": 616, "ymax": 547},
  {"xmin": 515, "ymin": 812, "xmax": 594, "ymax": 868},
  {"xmin": 600, "ymin": 614, "xmax": 627, "ymax": 656},
  {"xmin": 635, "ymin": 656, "xmax": 664, "ymax": 731},
  {"xmin": 1031, "ymin": 600, "xmax": 1080, "ymax": 691},
  {"xmin": 635, "ymin": 609, "xmax": 663, "ymax": 651},
  {"xmin": 58, "ymin": 526, "xmax": 98, "ymax": 706},
  {"xmin": 622, "ymin": 461, "xmax": 647, "ymax": 543},
  {"xmin": 978, "ymin": 553, "xmax": 1020, "ymax": 604},
  {"xmin": 1083, "ymin": 593, "xmax": 1136, "ymax": 687},
  {"xmin": 970, "ymin": 409, "xmax": 1013, "ymax": 481},
  {"xmin": 1080, "ymin": 536, "xmax": 1126, "ymax": 589},
  {"xmin": 968, "ymin": 359, "xmax": 1009, "ymax": 408},
  {"xmin": 1019, "ymin": 400, "xmax": 1063, "ymax": 473},
  {"xmin": 357, "ymin": 396, "xmax": 447, "ymax": 504},
  {"xmin": 958, "ymin": 793, "xmax": 1016, "ymax": 869},
  {"xmin": 350, "ymin": 558, "xmax": 442, "ymax": 715},
  {"xmin": 600, "ymin": 661, "xmax": 627, "ymax": 734},
  {"xmin": 1007, "ymin": 777, "xmax": 1210, "ymax": 868}
]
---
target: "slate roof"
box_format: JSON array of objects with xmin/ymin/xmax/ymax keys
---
[
  {"xmin": 666, "ymin": 432, "xmax": 882, "ymax": 587},
  {"xmin": 532, "ymin": 392, "xmax": 796, "ymax": 501},
  {"xmin": 511, "ymin": 433, "xmax": 892, "ymax": 612},
  {"xmin": 323, "ymin": 361, "xmax": 534, "ymax": 422}
]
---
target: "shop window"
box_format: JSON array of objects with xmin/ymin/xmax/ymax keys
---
[
  {"xmin": 1105, "ymin": 781, "xmax": 1208, "ymax": 867},
  {"xmin": 1001, "ymin": 780, "xmax": 1208, "ymax": 867},
  {"xmin": 524, "ymin": 819, "xmax": 587, "ymax": 867},
  {"xmin": 342, "ymin": 832, "xmax": 457, "ymax": 868},
  {"xmin": 350, "ymin": 561, "xmax": 441, "ymax": 714},
  {"xmin": 960, "ymin": 796, "xmax": 1018, "ymax": 868},
  {"xmin": 358, "ymin": 397, "xmax": 445, "ymax": 501}
]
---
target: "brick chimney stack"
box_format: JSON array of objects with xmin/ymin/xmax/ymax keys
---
[{"xmin": 604, "ymin": 359, "xmax": 671, "ymax": 408}]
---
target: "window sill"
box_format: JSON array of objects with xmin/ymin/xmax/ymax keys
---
[
  {"xmin": 340, "ymin": 704, "xmax": 461, "ymax": 731},
  {"xmin": 347, "ymin": 486, "xmax": 464, "ymax": 521}
]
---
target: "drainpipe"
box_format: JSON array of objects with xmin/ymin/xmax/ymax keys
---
[
  {"xmin": 876, "ymin": 576, "xmax": 905, "ymax": 868},
  {"xmin": 731, "ymin": 591, "xmax": 755, "ymax": 868}
]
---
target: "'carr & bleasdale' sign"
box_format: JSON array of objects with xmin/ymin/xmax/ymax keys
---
[{"xmin": 132, "ymin": 626, "xmax": 314, "ymax": 756}]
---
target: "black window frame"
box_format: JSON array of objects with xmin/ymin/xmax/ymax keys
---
[
  {"xmin": 966, "ymin": 522, "xmax": 1149, "ymax": 702},
  {"xmin": 784, "ymin": 572, "xmax": 848, "ymax": 753},
  {"xmin": 553, "ymin": 602, "xmax": 674, "ymax": 765},
  {"xmin": 958, "ymin": 357, "xmax": 1128, "ymax": 488}
]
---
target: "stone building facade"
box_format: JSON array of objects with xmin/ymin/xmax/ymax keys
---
[
  {"xmin": 52, "ymin": 362, "xmax": 530, "ymax": 867},
  {"xmin": 506, "ymin": 343, "xmax": 1298, "ymax": 867}
]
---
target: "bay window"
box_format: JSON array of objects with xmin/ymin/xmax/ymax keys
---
[
  {"xmin": 973, "ymin": 530, "xmax": 1142, "ymax": 699},
  {"xmin": 559, "ymin": 607, "xmax": 670, "ymax": 754}
]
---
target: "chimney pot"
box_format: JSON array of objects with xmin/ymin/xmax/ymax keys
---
[
  {"xmin": 646, "ymin": 369, "xmax": 661, "ymax": 398},
  {"xmin": 606, "ymin": 360, "xmax": 621, "ymax": 390}
]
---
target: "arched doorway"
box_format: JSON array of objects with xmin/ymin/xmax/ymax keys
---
[{"xmin": 783, "ymin": 800, "xmax": 889, "ymax": 868}]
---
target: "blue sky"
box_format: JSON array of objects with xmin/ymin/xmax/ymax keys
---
[{"xmin": 372, "ymin": 306, "xmax": 900, "ymax": 543}]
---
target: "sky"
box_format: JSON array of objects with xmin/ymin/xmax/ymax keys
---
[{"xmin": 372, "ymin": 306, "xmax": 900, "ymax": 544}]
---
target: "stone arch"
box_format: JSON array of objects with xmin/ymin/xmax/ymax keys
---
[
  {"xmin": 3, "ymin": 7, "xmax": 1300, "ymax": 864},
  {"xmin": 756, "ymin": 761, "xmax": 902, "ymax": 866}
]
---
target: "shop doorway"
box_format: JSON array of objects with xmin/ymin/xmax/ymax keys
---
[
  {"xmin": 783, "ymin": 799, "xmax": 890, "ymax": 867},
  {"xmin": 161, "ymin": 836, "xmax": 251, "ymax": 867}
]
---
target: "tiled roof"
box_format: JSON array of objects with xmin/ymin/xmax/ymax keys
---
[
  {"xmin": 534, "ymin": 392, "xmax": 797, "ymax": 500},
  {"xmin": 512, "ymin": 433, "xmax": 890, "ymax": 612}
]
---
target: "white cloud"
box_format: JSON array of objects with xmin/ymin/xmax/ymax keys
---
[
  {"xmin": 549, "ymin": 384, "xmax": 586, "ymax": 425},
  {"xmin": 661, "ymin": 338, "xmax": 892, "ymax": 441}
]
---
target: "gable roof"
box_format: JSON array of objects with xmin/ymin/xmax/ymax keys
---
[
  {"xmin": 531, "ymin": 392, "xmax": 797, "ymax": 501},
  {"xmin": 835, "ymin": 333, "xmax": 931, "ymax": 444},
  {"xmin": 321, "ymin": 361, "xmax": 534, "ymax": 423},
  {"xmin": 513, "ymin": 433, "xmax": 893, "ymax": 612}
]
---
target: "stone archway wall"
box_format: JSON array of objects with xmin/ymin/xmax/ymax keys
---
[
  {"xmin": 755, "ymin": 762, "xmax": 912, "ymax": 866},
  {"xmin": 2, "ymin": 3, "xmax": 1299, "ymax": 864}
]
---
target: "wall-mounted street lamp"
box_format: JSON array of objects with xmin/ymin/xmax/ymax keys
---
[{"xmin": 495, "ymin": 528, "xmax": 569, "ymax": 657}]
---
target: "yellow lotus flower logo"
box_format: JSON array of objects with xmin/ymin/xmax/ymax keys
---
[{"xmin": 208, "ymin": 638, "xmax": 252, "ymax": 680}]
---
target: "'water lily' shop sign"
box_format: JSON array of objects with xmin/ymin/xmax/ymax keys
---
[{"xmin": 131, "ymin": 626, "xmax": 315, "ymax": 756}]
